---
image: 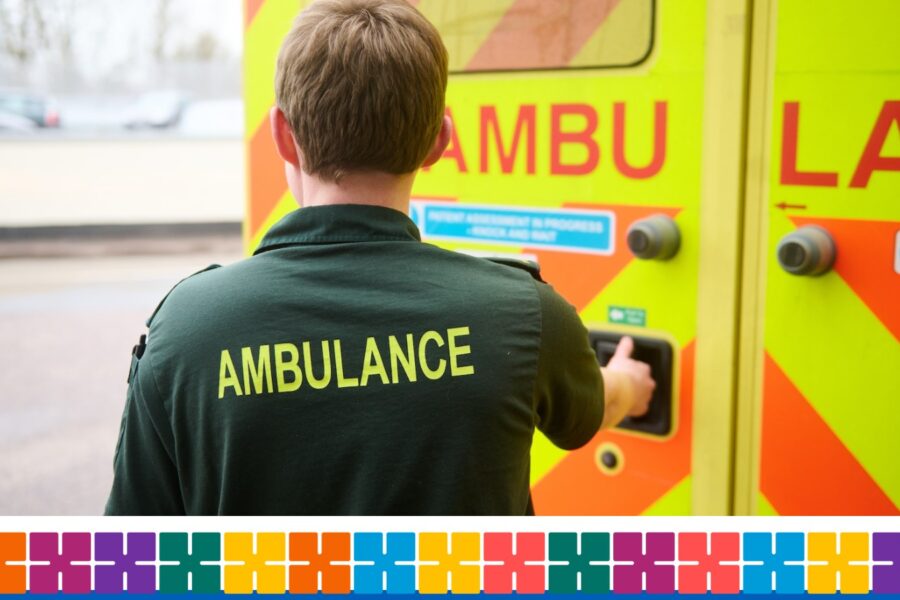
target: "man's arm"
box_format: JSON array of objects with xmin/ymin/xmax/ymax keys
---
[
  {"xmin": 105, "ymin": 353, "xmax": 184, "ymax": 515},
  {"xmin": 532, "ymin": 282, "xmax": 655, "ymax": 448},
  {"xmin": 532, "ymin": 282, "xmax": 604, "ymax": 449}
]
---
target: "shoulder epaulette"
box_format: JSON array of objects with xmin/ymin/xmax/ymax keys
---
[
  {"xmin": 145, "ymin": 264, "xmax": 222, "ymax": 327},
  {"xmin": 485, "ymin": 257, "xmax": 544, "ymax": 282}
]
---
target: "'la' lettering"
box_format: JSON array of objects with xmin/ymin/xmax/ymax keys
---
[
  {"xmin": 850, "ymin": 100, "xmax": 900, "ymax": 188},
  {"xmin": 781, "ymin": 100, "xmax": 900, "ymax": 189}
]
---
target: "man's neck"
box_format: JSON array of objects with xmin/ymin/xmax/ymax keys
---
[{"xmin": 298, "ymin": 170, "xmax": 415, "ymax": 214}]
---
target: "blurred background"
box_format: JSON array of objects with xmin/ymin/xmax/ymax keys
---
[{"xmin": 0, "ymin": 0, "xmax": 246, "ymax": 513}]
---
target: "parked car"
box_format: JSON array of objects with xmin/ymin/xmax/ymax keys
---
[
  {"xmin": 0, "ymin": 110, "xmax": 38, "ymax": 132},
  {"xmin": 0, "ymin": 90, "xmax": 60, "ymax": 127},
  {"xmin": 122, "ymin": 90, "xmax": 190, "ymax": 129}
]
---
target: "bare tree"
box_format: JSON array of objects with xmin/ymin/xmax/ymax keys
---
[
  {"xmin": 153, "ymin": 0, "xmax": 173, "ymax": 62},
  {"xmin": 0, "ymin": 0, "xmax": 50, "ymax": 66},
  {"xmin": 174, "ymin": 31, "xmax": 221, "ymax": 62},
  {"xmin": 53, "ymin": 0, "xmax": 77, "ymax": 65}
]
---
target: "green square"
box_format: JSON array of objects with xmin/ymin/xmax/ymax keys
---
[
  {"xmin": 159, "ymin": 532, "xmax": 221, "ymax": 593},
  {"xmin": 548, "ymin": 532, "xmax": 611, "ymax": 594}
]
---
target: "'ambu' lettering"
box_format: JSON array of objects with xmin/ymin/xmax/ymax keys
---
[
  {"xmin": 217, "ymin": 327, "xmax": 475, "ymax": 398},
  {"xmin": 432, "ymin": 101, "xmax": 668, "ymax": 178}
]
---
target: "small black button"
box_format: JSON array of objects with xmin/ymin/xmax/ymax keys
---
[
  {"xmin": 600, "ymin": 451, "xmax": 618, "ymax": 469},
  {"xmin": 132, "ymin": 334, "xmax": 147, "ymax": 359}
]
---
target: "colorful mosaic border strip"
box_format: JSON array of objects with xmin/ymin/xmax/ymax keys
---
[{"xmin": 1, "ymin": 531, "xmax": 899, "ymax": 594}]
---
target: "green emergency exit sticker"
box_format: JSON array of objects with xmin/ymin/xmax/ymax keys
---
[{"xmin": 608, "ymin": 305, "xmax": 647, "ymax": 327}]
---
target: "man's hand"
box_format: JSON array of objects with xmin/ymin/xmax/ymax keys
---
[
  {"xmin": 607, "ymin": 336, "xmax": 655, "ymax": 417},
  {"xmin": 599, "ymin": 336, "xmax": 656, "ymax": 429}
]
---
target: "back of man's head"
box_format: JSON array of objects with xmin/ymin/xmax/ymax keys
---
[{"xmin": 275, "ymin": 0, "xmax": 449, "ymax": 183}]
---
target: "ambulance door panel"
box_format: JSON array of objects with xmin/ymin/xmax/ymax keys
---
[
  {"xmin": 413, "ymin": 0, "xmax": 709, "ymax": 516},
  {"xmin": 737, "ymin": 0, "xmax": 900, "ymax": 515}
]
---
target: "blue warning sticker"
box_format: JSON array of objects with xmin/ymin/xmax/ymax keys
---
[{"xmin": 410, "ymin": 201, "xmax": 615, "ymax": 255}]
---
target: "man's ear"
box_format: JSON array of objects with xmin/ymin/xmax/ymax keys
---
[
  {"xmin": 421, "ymin": 113, "xmax": 453, "ymax": 168},
  {"xmin": 270, "ymin": 106, "xmax": 301, "ymax": 167}
]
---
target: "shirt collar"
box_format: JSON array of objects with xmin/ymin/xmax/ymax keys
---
[{"xmin": 254, "ymin": 204, "xmax": 422, "ymax": 255}]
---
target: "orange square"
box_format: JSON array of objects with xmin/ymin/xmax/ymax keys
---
[{"xmin": 0, "ymin": 533, "xmax": 26, "ymax": 594}]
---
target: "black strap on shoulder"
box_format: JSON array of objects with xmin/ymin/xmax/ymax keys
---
[
  {"xmin": 485, "ymin": 257, "xmax": 544, "ymax": 282},
  {"xmin": 127, "ymin": 336, "xmax": 146, "ymax": 384},
  {"xmin": 145, "ymin": 264, "xmax": 221, "ymax": 327}
]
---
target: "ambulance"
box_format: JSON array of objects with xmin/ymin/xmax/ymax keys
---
[{"xmin": 243, "ymin": 0, "xmax": 900, "ymax": 515}]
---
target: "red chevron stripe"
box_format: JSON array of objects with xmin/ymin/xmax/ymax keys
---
[
  {"xmin": 248, "ymin": 115, "xmax": 290, "ymax": 240},
  {"xmin": 245, "ymin": 0, "xmax": 266, "ymax": 29},
  {"xmin": 467, "ymin": 0, "xmax": 622, "ymax": 71},
  {"xmin": 791, "ymin": 216, "xmax": 900, "ymax": 343},
  {"xmin": 532, "ymin": 341, "xmax": 694, "ymax": 515},
  {"xmin": 760, "ymin": 353, "xmax": 898, "ymax": 515},
  {"xmin": 528, "ymin": 204, "xmax": 679, "ymax": 312}
]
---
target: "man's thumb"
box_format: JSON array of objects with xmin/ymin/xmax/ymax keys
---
[{"xmin": 614, "ymin": 336, "xmax": 634, "ymax": 360}]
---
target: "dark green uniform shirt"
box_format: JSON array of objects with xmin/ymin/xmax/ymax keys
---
[{"xmin": 105, "ymin": 204, "xmax": 603, "ymax": 515}]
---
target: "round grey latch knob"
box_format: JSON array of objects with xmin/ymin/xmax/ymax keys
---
[
  {"xmin": 626, "ymin": 215, "xmax": 681, "ymax": 260},
  {"xmin": 776, "ymin": 225, "xmax": 836, "ymax": 276}
]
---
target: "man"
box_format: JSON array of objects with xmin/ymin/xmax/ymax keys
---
[{"xmin": 105, "ymin": 0, "xmax": 654, "ymax": 515}]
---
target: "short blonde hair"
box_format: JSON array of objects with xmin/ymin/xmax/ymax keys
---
[{"xmin": 275, "ymin": 0, "xmax": 448, "ymax": 182}]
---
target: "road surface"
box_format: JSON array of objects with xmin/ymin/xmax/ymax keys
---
[{"xmin": 0, "ymin": 246, "xmax": 243, "ymax": 514}]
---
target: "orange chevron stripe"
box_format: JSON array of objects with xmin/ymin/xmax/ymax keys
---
[
  {"xmin": 531, "ymin": 341, "xmax": 694, "ymax": 515},
  {"xmin": 791, "ymin": 216, "xmax": 900, "ymax": 343},
  {"xmin": 245, "ymin": 0, "xmax": 267, "ymax": 29},
  {"xmin": 760, "ymin": 353, "xmax": 898, "ymax": 515},
  {"xmin": 466, "ymin": 0, "xmax": 622, "ymax": 71},
  {"xmin": 529, "ymin": 204, "xmax": 679, "ymax": 312},
  {"xmin": 248, "ymin": 117, "xmax": 290, "ymax": 240}
]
